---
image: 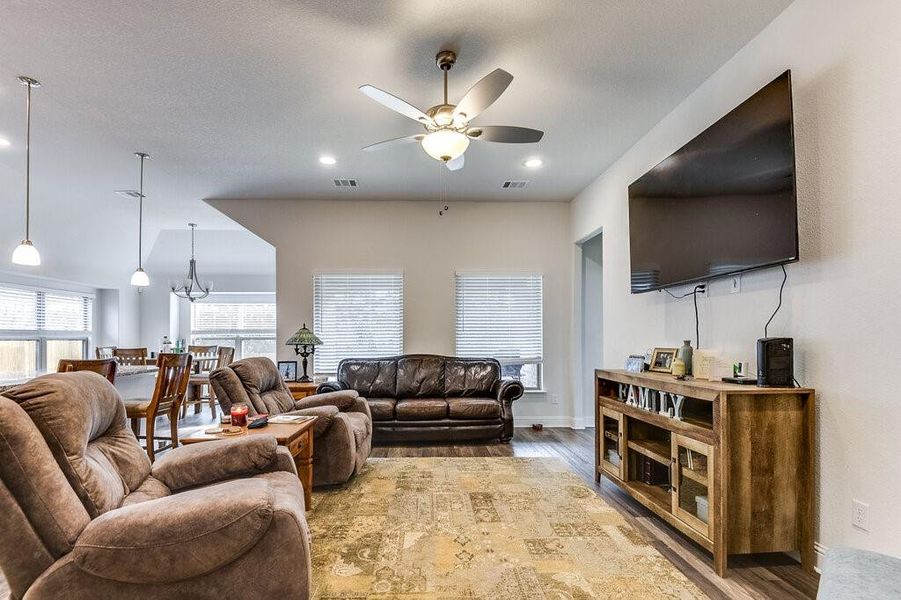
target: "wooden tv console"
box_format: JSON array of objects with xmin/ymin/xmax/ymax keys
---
[{"xmin": 594, "ymin": 369, "xmax": 815, "ymax": 577}]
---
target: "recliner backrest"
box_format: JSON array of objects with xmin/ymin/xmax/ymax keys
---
[
  {"xmin": 3, "ymin": 372, "xmax": 151, "ymax": 518},
  {"xmin": 0, "ymin": 397, "xmax": 91, "ymax": 598},
  {"xmin": 212, "ymin": 357, "xmax": 295, "ymax": 416}
]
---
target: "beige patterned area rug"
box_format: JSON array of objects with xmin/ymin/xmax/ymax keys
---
[{"xmin": 308, "ymin": 457, "xmax": 705, "ymax": 599}]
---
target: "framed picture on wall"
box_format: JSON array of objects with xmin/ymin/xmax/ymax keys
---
[
  {"xmin": 277, "ymin": 361, "xmax": 298, "ymax": 381},
  {"xmin": 649, "ymin": 348, "xmax": 677, "ymax": 373}
]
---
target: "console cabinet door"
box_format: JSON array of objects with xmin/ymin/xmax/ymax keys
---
[
  {"xmin": 671, "ymin": 433, "xmax": 714, "ymax": 540},
  {"xmin": 600, "ymin": 408, "xmax": 625, "ymax": 481}
]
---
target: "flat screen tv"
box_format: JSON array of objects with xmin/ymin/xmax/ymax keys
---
[{"xmin": 628, "ymin": 70, "xmax": 798, "ymax": 293}]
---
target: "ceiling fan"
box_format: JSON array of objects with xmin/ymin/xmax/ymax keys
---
[{"xmin": 359, "ymin": 50, "xmax": 544, "ymax": 171}]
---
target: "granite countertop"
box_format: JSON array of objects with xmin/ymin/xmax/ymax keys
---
[{"xmin": 0, "ymin": 364, "xmax": 158, "ymax": 393}]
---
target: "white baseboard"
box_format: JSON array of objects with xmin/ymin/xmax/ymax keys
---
[
  {"xmin": 814, "ymin": 541, "xmax": 827, "ymax": 574},
  {"xmin": 514, "ymin": 416, "xmax": 594, "ymax": 428}
]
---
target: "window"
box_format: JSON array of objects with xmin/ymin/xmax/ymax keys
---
[
  {"xmin": 0, "ymin": 284, "xmax": 93, "ymax": 382},
  {"xmin": 455, "ymin": 273, "xmax": 543, "ymax": 390},
  {"xmin": 313, "ymin": 273, "xmax": 403, "ymax": 374},
  {"xmin": 190, "ymin": 295, "xmax": 276, "ymax": 361}
]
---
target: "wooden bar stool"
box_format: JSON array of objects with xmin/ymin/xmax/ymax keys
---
[
  {"xmin": 113, "ymin": 347, "xmax": 149, "ymax": 366},
  {"xmin": 123, "ymin": 353, "xmax": 192, "ymax": 462},
  {"xmin": 57, "ymin": 358, "xmax": 118, "ymax": 384},
  {"xmin": 183, "ymin": 346, "xmax": 234, "ymax": 419}
]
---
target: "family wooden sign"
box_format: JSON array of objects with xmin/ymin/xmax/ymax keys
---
[{"xmin": 617, "ymin": 383, "xmax": 686, "ymax": 420}]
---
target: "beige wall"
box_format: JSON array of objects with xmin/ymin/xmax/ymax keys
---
[
  {"xmin": 210, "ymin": 198, "xmax": 574, "ymax": 425},
  {"xmin": 571, "ymin": 0, "xmax": 901, "ymax": 560}
]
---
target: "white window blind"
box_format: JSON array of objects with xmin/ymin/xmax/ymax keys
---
[
  {"xmin": 190, "ymin": 299, "xmax": 277, "ymax": 361},
  {"xmin": 455, "ymin": 274, "xmax": 543, "ymax": 389},
  {"xmin": 313, "ymin": 273, "xmax": 403, "ymax": 374},
  {"xmin": 191, "ymin": 303, "xmax": 276, "ymax": 332},
  {"xmin": 0, "ymin": 285, "xmax": 92, "ymax": 333}
]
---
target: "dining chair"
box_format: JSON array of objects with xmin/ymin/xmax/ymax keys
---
[
  {"xmin": 188, "ymin": 344, "xmax": 218, "ymax": 355},
  {"xmin": 57, "ymin": 358, "xmax": 118, "ymax": 384},
  {"xmin": 122, "ymin": 353, "xmax": 193, "ymax": 462},
  {"xmin": 183, "ymin": 346, "xmax": 235, "ymax": 419},
  {"xmin": 113, "ymin": 347, "xmax": 149, "ymax": 366},
  {"xmin": 95, "ymin": 346, "xmax": 116, "ymax": 359}
]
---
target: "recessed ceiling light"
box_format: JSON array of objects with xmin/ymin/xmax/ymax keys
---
[
  {"xmin": 524, "ymin": 157, "xmax": 543, "ymax": 169},
  {"xmin": 0, "ymin": 138, "xmax": 10, "ymax": 148},
  {"xmin": 319, "ymin": 155, "xmax": 336, "ymax": 165}
]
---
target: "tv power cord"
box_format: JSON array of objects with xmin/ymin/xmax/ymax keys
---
[{"xmin": 662, "ymin": 284, "xmax": 706, "ymax": 349}]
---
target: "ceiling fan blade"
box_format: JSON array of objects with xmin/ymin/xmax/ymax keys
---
[
  {"xmin": 359, "ymin": 85, "xmax": 433, "ymax": 124},
  {"xmin": 467, "ymin": 126, "xmax": 544, "ymax": 143},
  {"xmin": 361, "ymin": 134, "xmax": 425, "ymax": 152},
  {"xmin": 453, "ymin": 69, "xmax": 513, "ymax": 122},
  {"xmin": 446, "ymin": 154, "xmax": 464, "ymax": 171}
]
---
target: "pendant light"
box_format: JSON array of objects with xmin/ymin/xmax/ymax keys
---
[
  {"xmin": 11, "ymin": 76, "xmax": 42, "ymax": 266},
  {"xmin": 170, "ymin": 223, "xmax": 212, "ymax": 302},
  {"xmin": 130, "ymin": 152, "xmax": 151, "ymax": 287}
]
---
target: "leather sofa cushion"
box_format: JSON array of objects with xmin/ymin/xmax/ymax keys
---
[
  {"xmin": 340, "ymin": 360, "xmax": 397, "ymax": 397},
  {"xmin": 4, "ymin": 372, "xmax": 151, "ymax": 517},
  {"xmin": 447, "ymin": 397, "xmax": 502, "ymax": 420},
  {"xmin": 397, "ymin": 356, "xmax": 445, "ymax": 398},
  {"xmin": 367, "ymin": 398, "xmax": 396, "ymax": 421},
  {"xmin": 395, "ymin": 399, "xmax": 448, "ymax": 421},
  {"xmin": 445, "ymin": 359, "xmax": 500, "ymax": 397}
]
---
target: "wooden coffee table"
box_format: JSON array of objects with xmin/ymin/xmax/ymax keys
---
[{"xmin": 182, "ymin": 417, "xmax": 317, "ymax": 509}]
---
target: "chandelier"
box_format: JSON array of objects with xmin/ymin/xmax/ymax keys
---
[{"xmin": 170, "ymin": 223, "xmax": 212, "ymax": 302}]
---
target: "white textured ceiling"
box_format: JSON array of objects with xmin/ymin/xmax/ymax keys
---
[{"xmin": 0, "ymin": 1, "xmax": 791, "ymax": 284}]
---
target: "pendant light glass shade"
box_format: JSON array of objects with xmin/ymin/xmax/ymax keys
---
[
  {"xmin": 11, "ymin": 76, "xmax": 41, "ymax": 267},
  {"xmin": 12, "ymin": 240, "xmax": 40, "ymax": 266},
  {"xmin": 130, "ymin": 267, "xmax": 150, "ymax": 287},
  {"xmin": 131, "ymin": 152, "xmax": 150, "ymax": 287}
]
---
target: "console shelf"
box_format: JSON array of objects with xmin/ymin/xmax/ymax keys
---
[{"xmin": 594, "ymin": 369, "xmax": 815, "ymax": 577}]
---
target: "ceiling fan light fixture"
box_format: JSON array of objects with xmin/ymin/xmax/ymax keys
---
[{"xmin": 421, "ymin": 129, "xmax": 469, "ymax": 162}]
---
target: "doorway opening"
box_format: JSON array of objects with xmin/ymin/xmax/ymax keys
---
[{"xmin": 579, "ymin": 232, "xmax": 603, "ymax": 427}]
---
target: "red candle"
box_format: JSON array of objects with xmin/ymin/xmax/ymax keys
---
[{"xmin": 230, "ymin": 403, "xmax": 249, "ymax": 427}]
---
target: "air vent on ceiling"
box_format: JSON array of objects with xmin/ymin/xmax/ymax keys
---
[
  {"xmin": 333, "ymin": 178, "xmax": 359, "ymax": 188},
  {"xmin": 114, "ymin": 189, "xmax": 144, "ymax": 198},
  {"xmin": 502, "ymin": 180, "xmax": 529, "ymax": 189}
]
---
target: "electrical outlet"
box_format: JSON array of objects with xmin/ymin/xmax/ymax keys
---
[
  {"xmin": 730, "ymin": 274, "xmax": 741, "ymax": 294},
  {"xmin": 852, "ymin": 499, "xmax": 869, "ymax": 531},
  {"xmin": 550, "ymin": 393, "xmax": 559, "ymax": 405}
]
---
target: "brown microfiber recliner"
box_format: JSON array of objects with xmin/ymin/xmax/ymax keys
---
[
  {"xmin": 210, "ymin": 357, "xmax": 372, "ymax": 486},
  {"xmin": 0, "ymin": 371, "xmax": 311, "ymax": 600}
]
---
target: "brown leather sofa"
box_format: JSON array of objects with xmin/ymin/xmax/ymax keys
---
[
  {"xmin": 0, "ymin": 371, "xmax": 311, "ymax": 599},
  {"xmin": 317, "ymin": 354, "xmax": 524, "ymax": 443},
  {"xmin": 210, "ymin": 357, "xmax": 372, "ymax": 486}
]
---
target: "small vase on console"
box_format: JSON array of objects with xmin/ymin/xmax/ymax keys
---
[{"xmin": 677, "ymin": 340, "xmax": 693, "ymax": 375}]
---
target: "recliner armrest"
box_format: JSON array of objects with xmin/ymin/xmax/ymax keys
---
[
  {"xmin": 72, "ymin": 478, "xmax": 278, "ymax": 584},
  {"xmin": 152, "ymin": 436, "xmax": 294, "ymax": 491},
  {"xmin": 293, "ymin": 389, "xmax": 359, "ymax": 411}
]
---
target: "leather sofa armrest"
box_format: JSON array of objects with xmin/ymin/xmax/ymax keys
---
[
  {"xmin": 152, "ymin": 436, "xmax": 291, "ymax": 490},
  {"xmin": 293, "ymin": 389, "xmax": 359, "ymax": 411},
  {"xmin": 494, "ymin": 379, "xmax": 524, "ymax": 442},
  {"xmin": 71, "ymin": 478, "xmax": 278, "ymax": 584},
  {"xmin": 495, "ymin": 379, "xmax": 525, "ymax": 404},
  {"xmin": 316, "ymin": 380, "xmax": 346, "ymax": 394}
]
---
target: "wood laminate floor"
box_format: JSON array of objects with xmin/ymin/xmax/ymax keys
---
[
  {"xmin": 1, "ymin": 420, "xmax": 818, "ymax": 600},
  {"xmin": 371, "ymin": 427, "xmax": 820, "ymax": 600}
]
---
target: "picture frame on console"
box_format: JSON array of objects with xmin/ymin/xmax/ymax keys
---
[
  {"xmin": 277, "ymin": 360, "xmax": 298, "ymax": 381},
  {"xmin": 649, "ymin": 348, "xmax": 677, "ymax": 373},
  {"xmin": 625, "ymin": 355, "xmax": 645, "ymax": 373}
]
